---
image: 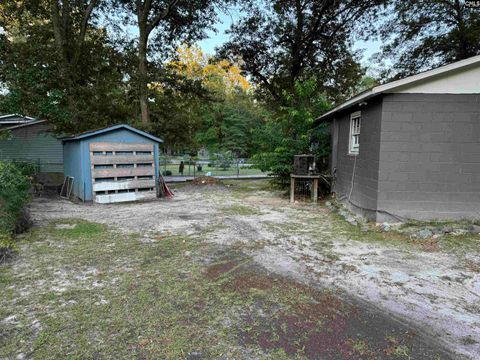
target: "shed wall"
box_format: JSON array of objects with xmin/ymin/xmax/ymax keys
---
[
  {"xmin": 0, "ymin": 123, "xmax": 63, "ymax": 172},
  {"xmin": 377, "ymin": 93, "xmax": 480, "ymax": 220},
  {"xmin": 332, "ymin": 98, "xmax": 383, "ymax": 220},
  {"xmin": 65, "ymin": 128, "xmax": 160, "ymax": 201},
  {"xmin": 63, "ymin": 141, "xmax": 84, "ymax": 200}
]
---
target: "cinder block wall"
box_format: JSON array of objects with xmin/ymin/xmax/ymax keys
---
[
  {"xmin": 332, "ymin": 98, "xmax": 383, "ymax": 220},
  {"xmin": 377, "ymin": 93, "xmax": 480, "ymax": 220}
]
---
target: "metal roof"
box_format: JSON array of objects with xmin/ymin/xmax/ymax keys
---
[
  {"xmin": 315, "ymin": 54, "xmax": 480, "ymax": 123},
  {"xmin": 0, "ymin": 120, "xmax": 47, "ymax": 132},
  {"xmin": 61, "ymin": 124, "xmax": 163, "ymax": 143},
  {"xmin": 0, "ymin": 114, "xmax": 37, "ymax": 124}
]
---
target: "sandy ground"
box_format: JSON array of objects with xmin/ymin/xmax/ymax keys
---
[{"xmin": 29, "ymin": 183, "xmax": 480, "ymax": 359}]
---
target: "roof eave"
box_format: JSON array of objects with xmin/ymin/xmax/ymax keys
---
[
  {"xmin": 314, "ymin": 54, "xmax": 480, "ymax": 124},
  {"xmin": 0, "ymin": 120, "xmax": 47, "ymax": 132},
  {"xmin": 61, "ymin": 124, "xmax": 164, "ymax": 144}
]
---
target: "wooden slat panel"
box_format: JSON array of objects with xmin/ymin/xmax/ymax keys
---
[
  {"xmin": 95, "ymin": 192, "xmax": 149, "ymax": 204},
  {"xmin": 92, "ymin": 167, "xmax": 154, "ymax": 178},
  {"xmin": 89, "ymin": 142, "xmax": 153, "ymax": 152},
  {"xmin": 93, "ymin": 179, "xmax": 155, "ymax": 192},
  {"xmin": 91, "ymin": 154, "xmax": 153, "ymax": 165}
]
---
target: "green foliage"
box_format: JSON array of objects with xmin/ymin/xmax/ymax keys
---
[
  {"xmin": 220, "ymin": 0, "xmax": 383, "ymax": 105},
  {"xmin": 252, "ymin": 80, "xmax": 330, "ymax": 187},
  {"xmin": 0, "ymin": 8, "xmax": 132, "ymax": 134},
  {"xmin": 195, "ymin": 95, "xmax": 266, "ymax": 158},
  {"xmin": 213, "ymin": 150, "xmax": 234, "ymax": 170},
  {"xmin": 0, "ymin": 161, "xmax": 34, "ymax": 260},
  {"xmin": 379, "ymin": 1, "xmax": 480, "ymax": 78}
]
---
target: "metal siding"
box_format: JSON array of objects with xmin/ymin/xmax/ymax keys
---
[
  {"xmin": 63, "ymin": 141, "xmax": 84, "ymax": 200},
  {"xmin": 0, "ymin": 123, "xmax": 63, "ymax": 172}
]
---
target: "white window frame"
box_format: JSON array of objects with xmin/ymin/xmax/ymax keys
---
[{"xmin": 349, "ymin": 111, "xmax": 361, "ymax": 155}]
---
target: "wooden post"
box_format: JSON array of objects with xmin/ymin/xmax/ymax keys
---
[
  {"xmin": 290, "ymin": 175, "xmax": 295, "ymax": 203},
  {"xmin": 312, "ymin": 178, "xmax": 318, "ymax": 203}
]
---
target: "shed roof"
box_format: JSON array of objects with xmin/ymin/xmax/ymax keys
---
[
  {"xmin": 315, "ymin": 54, "xmax": 480, "ymax": 123},
  {"xmin": 61, "ymin": 124, "xmax": 163, "ymax": 143}
]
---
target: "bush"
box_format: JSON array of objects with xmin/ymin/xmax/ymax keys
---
[
  {"xmin": 162, "ymin": 170, "xmax": 172, "ymax": 176},
  {"xmin": 0, "ymin": 161, "xmax": 34, "ymax": 261},
  {"xmin": 214, "ymin": 151, "xmax": 233, "ymax": 170}
]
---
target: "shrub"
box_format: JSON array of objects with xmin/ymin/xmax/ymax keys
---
[
  {"xmin": 214, "ymin": 151, "xmax": 233, "ymax": 170},
  {"xmin": 162, "ymin": 170, "xmax": 172, "ymax": 176},
  {"xmin": 0, "ymin": 161, "xmax": 34, "ymax": 261}
]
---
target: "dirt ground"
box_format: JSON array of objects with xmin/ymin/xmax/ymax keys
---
[{"xmin": 5, "ymin": 180, "xmax": 480, "ymax": 359}]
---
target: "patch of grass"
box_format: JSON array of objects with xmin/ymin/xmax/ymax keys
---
[
  {"xmin": 438, "ymin": 233, "xmax": 480, "ymax": 254},
  {"xmin": 329, "ymin": 212, "xmax": 412, "ymax": 247},
  {"xmin": 224, "ymin": 179, "xmax": 279, "ymax": 200},
  {"xmin": 402, "ymin": 218, "xmax": 477, "ymax": 228},
  {"xmin": 0, "ymin": 220, "xmax": 251, "ymax": 359},
  {"xmin": 48, "ymin": 219, "xmax": 107, "ymax": 239},
  {"xmin": 347, "ymin": 339, "xmax": 375, "ymax": 358},
  {"xmin": 221, "ymin": 204, "xmax": 262, "ymax": 216},
  {"xmin": 393, "ymin": 344, "xmax": 412, "ymax": 359}
]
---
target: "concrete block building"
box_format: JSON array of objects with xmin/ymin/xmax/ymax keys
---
[{"xmin": 315, "ymin": 55, "xmax": 480, "ymax": 222}]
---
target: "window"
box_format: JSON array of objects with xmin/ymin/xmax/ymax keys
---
[{"xmin": 349, "ymin": 111, "xmax": 361, "ymax": 155}]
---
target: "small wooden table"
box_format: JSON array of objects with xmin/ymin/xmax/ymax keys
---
[{"xmin": 290, "ymin": 174, "xmax": 321, "ymax": 204}]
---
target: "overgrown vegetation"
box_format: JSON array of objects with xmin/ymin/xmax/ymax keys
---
[
  {"xmin": 252, "ymin": 80, "xmax": 331, "ymax": 187},
  {"xmin": 0, "ymin": 161, "xmax": 35, "ymax": 261}
]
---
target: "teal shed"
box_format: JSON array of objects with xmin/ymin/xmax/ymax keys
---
[
  {"xmin": 0, "ymin": 120, "xmax": 63, "ymax": 173},
  {"xmin": 62, "ymin": 124, "xmax": 163, "ymax": 202}
]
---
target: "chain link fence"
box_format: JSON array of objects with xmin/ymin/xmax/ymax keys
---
[{"xmin": 160, "ymin": 156, "xmax": 267, "ymax": 178}]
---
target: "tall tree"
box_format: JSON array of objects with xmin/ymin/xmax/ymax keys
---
[
  {"xmin": 116, "ymin": 0, "xmax": 225, "ymax": 124},
  {"xmin": 219, "ymin": 0, "xmax": 385, "ymax": 107},
  {"xmin": 0, "ymin": 1, "xmax": 131, "ymax": 133},
  {"xmin": 49, "ymin": 0, "xmax": 100, "ymax": 85},
  {"xmin": 150, "ymin": 44, "xmax": 260, "ymax": 155},
  {"xmin": 379, "ymin": 1, "xmax": 480, "ymax": 78}
]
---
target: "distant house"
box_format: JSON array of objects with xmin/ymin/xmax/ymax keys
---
[
  {"xmin": 315, "ymin": 55, "xmax": 480, "ymax": 222},
  {"xmin": 0, "ymin": 118, "xmax": 63, "ymax": 173},
  {"xmin": 62, "ymin": 124, "xmax": 163, "ymax": 203}
]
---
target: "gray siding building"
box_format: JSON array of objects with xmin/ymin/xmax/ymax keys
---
[
  {"xmin": 0, "ymin": 120, "xmax": 63, "ymax": 173},
  {"xmin": 317, "ymin": 56, "xmax": 480, "ymax": 222}
]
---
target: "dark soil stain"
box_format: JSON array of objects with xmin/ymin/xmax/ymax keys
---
[
  {"xmin": 219, "ymin": 267, "xmax": 453, "ymax": 360},
  {"xmin": 222, "ymin": 271, "xmax": 276, "ymax": 294},
  {"xmin": 206, "ymin": 260, "xmax": 238, "ymax": 280}
]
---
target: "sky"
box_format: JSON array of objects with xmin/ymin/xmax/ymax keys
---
[{"xmin": 198, "ymin": 11, "xmax": 382, "ymax": 68}]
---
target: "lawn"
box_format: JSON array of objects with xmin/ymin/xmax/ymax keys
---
[{"xmin": 1, "ymin": 180, "xmax": 476, "ymax": 359}]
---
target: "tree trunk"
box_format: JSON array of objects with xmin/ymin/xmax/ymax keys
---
[{"xmin": 138, "ymin": 34, "xmax": 150, "ymax": 125}]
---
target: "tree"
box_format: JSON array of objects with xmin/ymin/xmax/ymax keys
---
[
  {"xmin": 252, "ymin": 80, "xmax": 329, "ymax": 187},
  {"xmin": 195, "ymin": 92, "xmax": 266, "ymax": 157},
  {"xmin": 0, "ymin": 1, "xmax": 131, "ymax": 133},
  {"xmin": 218, "ymin": 0, "xmax": 385, "ymax": 184},
  {"xmin": 115, "ymin": 0, "xmax": 226, "ymax": 124},
  {"xmin": 219, "ymin": 0, "xmax": 385, "ymax": 107},
  {"xmin": 379, "ymin": 1, "xmax": 480, "ymax": 78},
  {"xmin": 152, "ymin": 44, "xmax": 262, "ymax": 156}
]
